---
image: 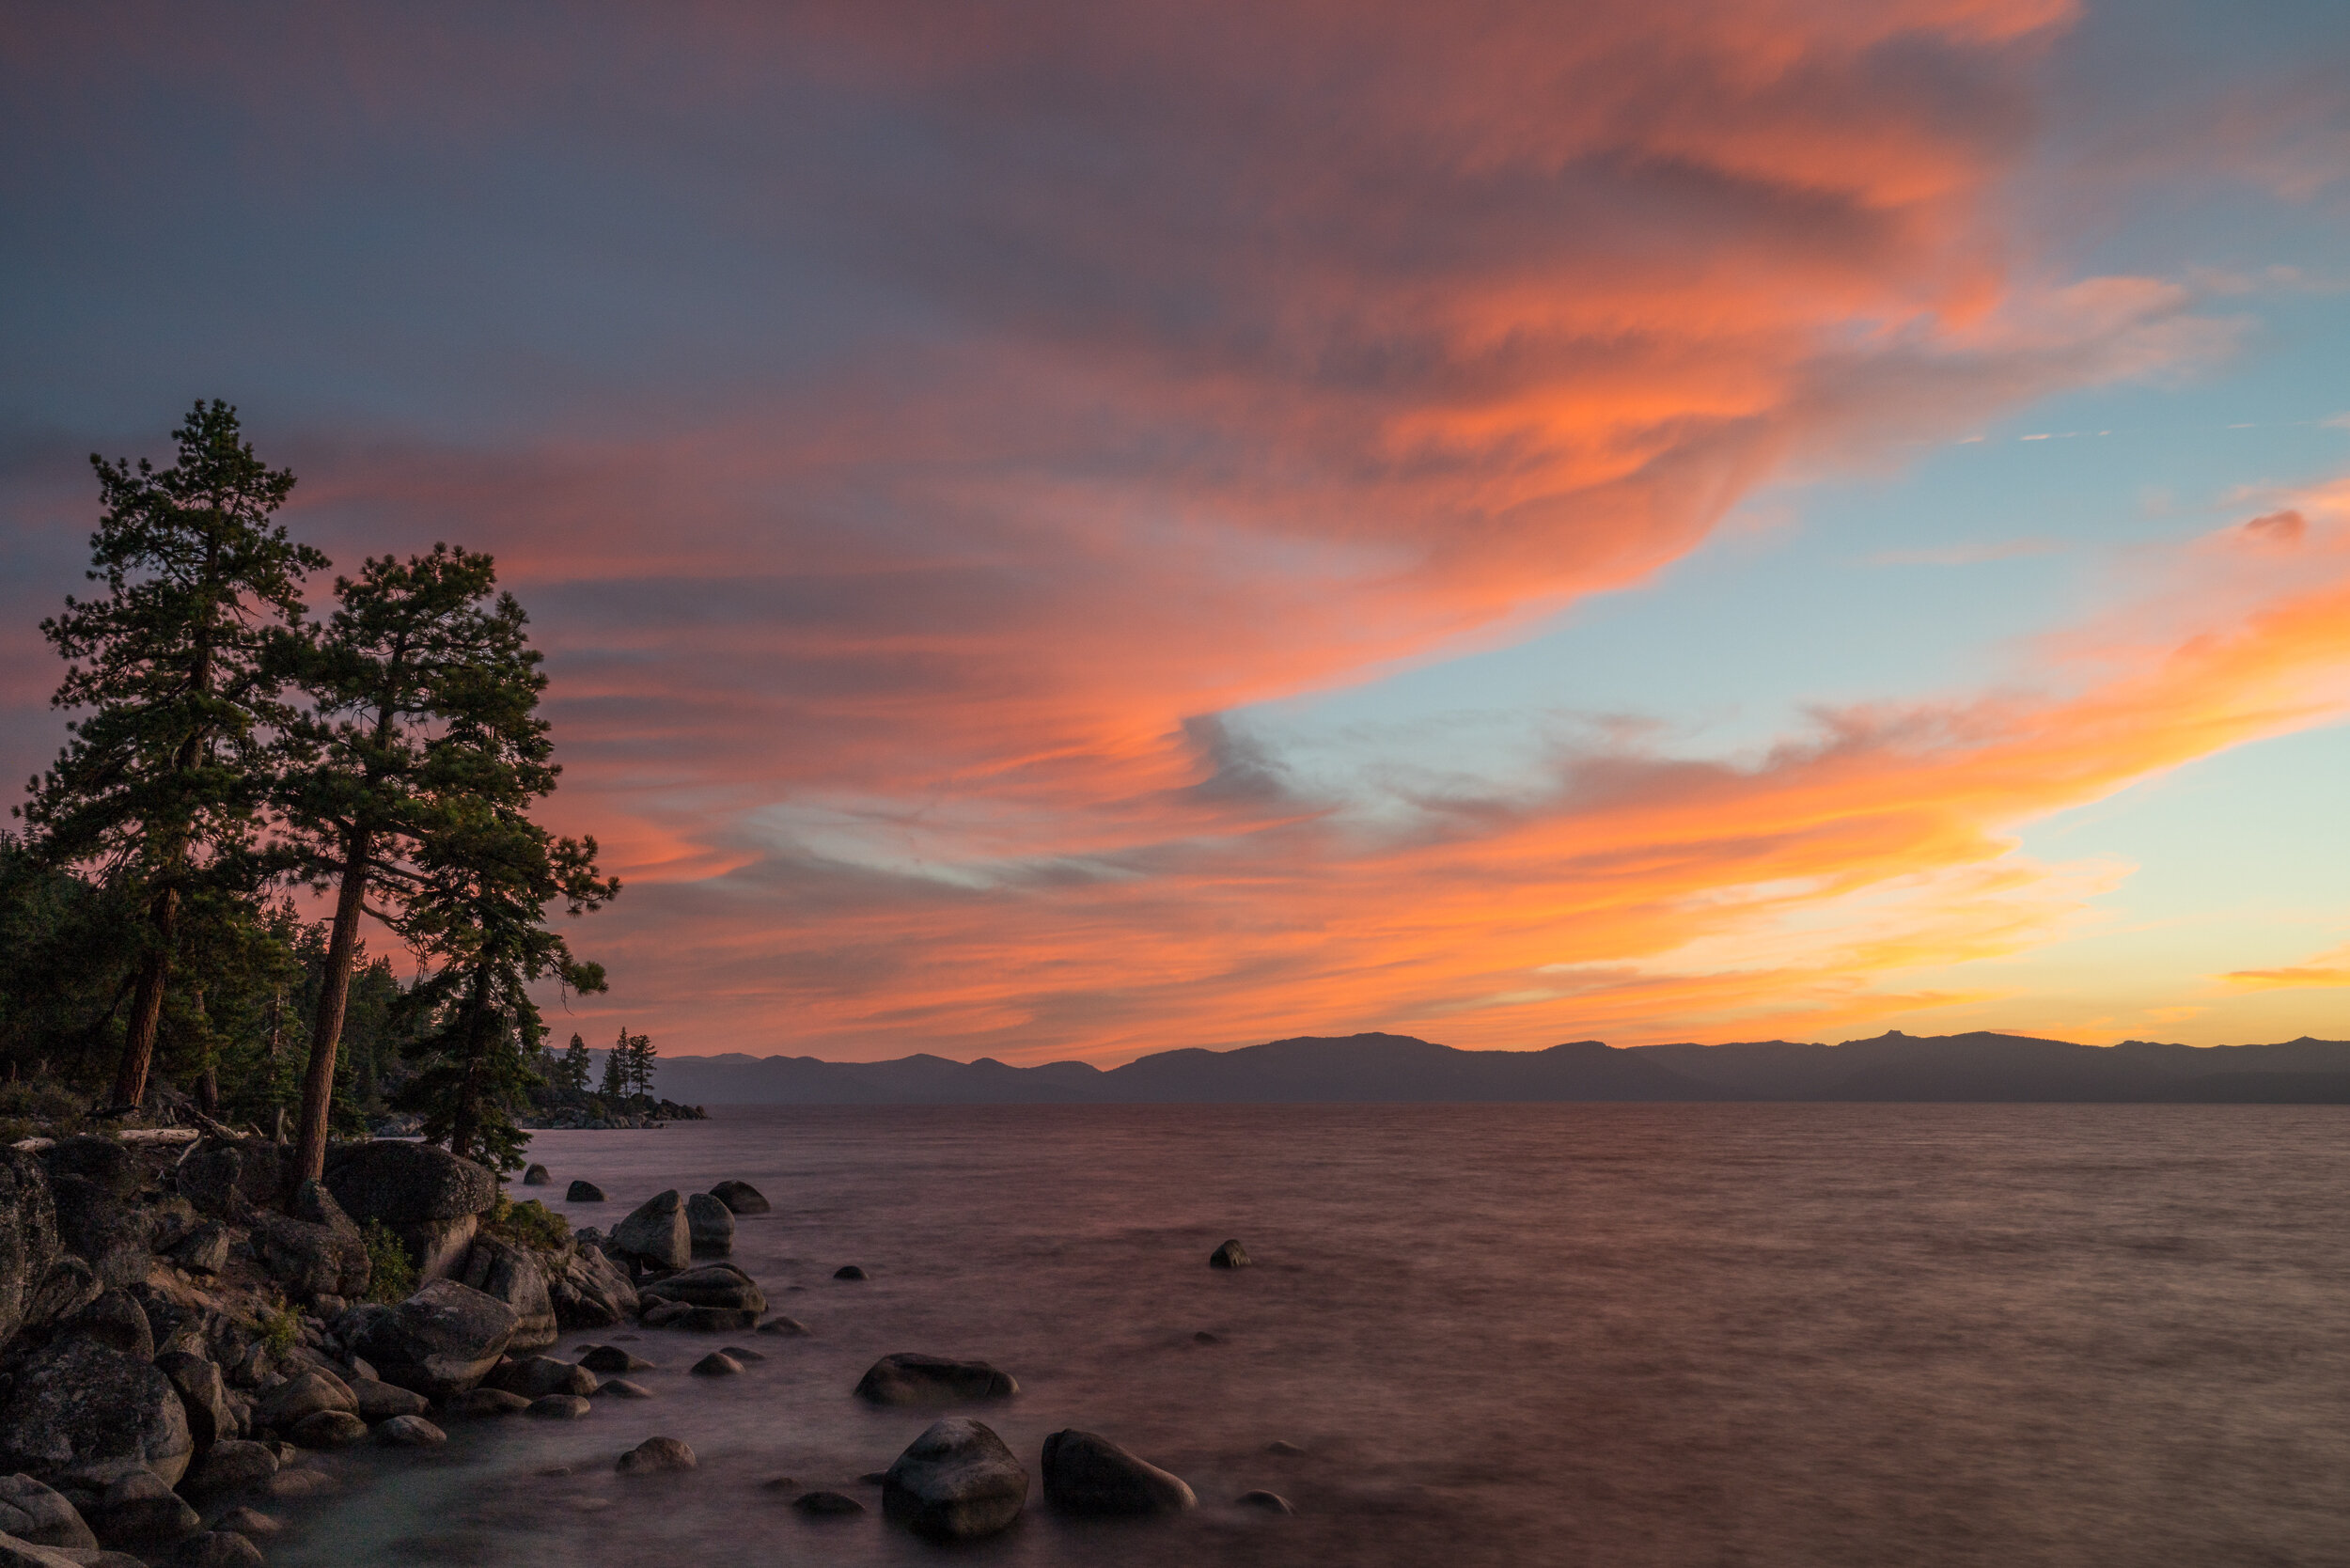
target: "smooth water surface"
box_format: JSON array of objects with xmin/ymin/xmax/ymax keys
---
[{"xmin": 274, "ymin": 1105, "xmax": 2350, "ymax": 1566}]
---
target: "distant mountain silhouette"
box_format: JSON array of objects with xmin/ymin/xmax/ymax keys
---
[{"xmin": 633, "ymin": 1029, "xmax": 2350, "ymax": 1105}]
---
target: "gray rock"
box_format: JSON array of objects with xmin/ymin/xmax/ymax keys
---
[
  {"xmin": 63, "ymin": 1291, "xmax": 151, "ymax": 1360},
  {"xmin": 1208, "ymin": 1239, "xmax": 1250, "ymax": 1269},
  {"xmin": 165, "ymin": 1223, "xmax": 229, "ymax": 1278},
  {"xmin": 248, "ymin": 1182, "xmax": 369, "ymax": 1302},
  {"xmin": 34, "ymin": 1139, "xmax": 134, "ymax": 1199},
  {"xmin": 261, "ymin": 1466, "xmax": 335, "ymax": 1500},
  {"xmin": 348, "ymin": 1378, "xmax": 428, "ymax": 1421},
  {"xmin": 683, "ymin": 1194, "xmax": 733, "ymax": 1257},
  {"xmin": 549, "ymin": 1245, "xmax": 637, "ymax": 1330},
  {"xmin": 0, "ymin": 1340, "xmax": 194, "ymax": 1485},
  {"xmin": 285, "ymin": 1410, "xmax": 366, "ymax": 1450},
  {"xmin": 255, "ymin": 1371, "xmax": 353, "ymax": 1434},
  {"xmin": 0, "ymin": 1535, "xmax": 85, "ymax": 1568},
  {"xmin": 47, "ymin": 1177, "xmax": 149, "ymax": 1290},
  {"xmin": 171, "ymin": 1141, "xmax": 280, "ymax": 1223},
  {"xmin": 1265, "ymin": 1439, "xmax": 1305, "ymax": 1456},
  {"xmin": 689, "ymin": 1353, "xmax": 741, "ymax": 1377},
  {"xmin": 485, "ymin": 1356, "xmax": 595, "ymax": 1400},
  {"xmin": 21, "ymin": 1261, "xmax": 98, "ymax": 1338},
  {"xmin": 756, "ymin": 1316, "xmax": 809, "ymax": 1337},
  {"xmin": 167, "ymin": 1531, "xmax": 265, "ymax": 1567},
  {"xmin": 607, "ymin": 1192, "xmax": 688, "ymax": 1272},
  {"xmin": 321, "ymin": 1141, "xmax": 496, "ymax": 1279},
  {"xmin": 338, "ymin": 1279, "xmax": 516, "ymax": 1399},
  {"xmin": 593, "ymin": 1378, "xmax": 650, "ymax": 1400},
  {"xmin": 615, "ymin": 1436, "xmax": 695, "ymax": 1474},
  {"xmin": 718, "ymin": 1345, "xmax": 764, "ymax": 1363},
  {"xmin": 212, "ymin": 1507, "xmax": 279, "ymax": 1538},
  {"xmin": 793, "ymin": 1490, "xmax": 864, "ymax": 1515},
  {"xmin": 1041, "ymin": 1429, "xmax": 1196, "ymax": 1515},
  {"xmin": 564, "ymin": 1182, "xmax": 604, "ymax": 1203},
  {"xmin": 0, "ymin": 1152, "xmax": 60, "ymax": 1350},
  {"xmin": 455, "ymin": 1236, "xmax": 555, "ymax": 1352},
  {"xmin": 444, "ymin": 1388, "xmax": 528, "ymax": 1418},
  {"xmin": 576, "ymin": 1346, "xmax": 650, "ymax": 1373},
  {"xmin": 832, "ymin": 1265, "xmax": 866, "ymax": 1280},
  {"xmin": 638, "ymin": 1265, "xmax": 763, "ymax": 1330},
  {"xmin": 525, "ymin": 1395, "xmax": 590, "ymax": 1420},
  {"xmin": 882, "ymin": 1419, "xmax": 1028, "ymax": 1543},
  {"xmin": 854, "ymin": 1354, "xmax": 1017, "ymax": 1406},
  {"xmin": 521, "ymin": 1165, "xmax": 551, "ymax": 1186},
  {"xmin": 152, "ymin": 1354, "xmax": 231, "ymax": 1449},
  {"xmin": 1236, "ymin": 1489, "xmax": 1295, "ymax": 1513},
  {"xmin": 0, "ymin": 1474, "xmax": 94, "ymax": 1547},
  {"xmin": 372, "ymin": 1415, "xmax": 446, "ymax": 1447},
  {"xmin": 179, "ymin": 1442, "xmax": 275, "ymax": 1499},
  {"xmin": 708, "ymin": 1181, "xmax": 770, "ymax": 1215},
  {"xmin": 82, "ymin": 1467, "xmax": 200, "ymax": 1547}
]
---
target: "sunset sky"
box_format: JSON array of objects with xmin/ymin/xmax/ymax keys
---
[{"xmin": 5, "ymin": 1, "xmax": 2349, "ymax": 1062}]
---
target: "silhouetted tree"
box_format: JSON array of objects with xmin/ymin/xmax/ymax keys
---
[{"xmin": 560, "ymin": 1031, "xmax": 591, "ymax": 1095}]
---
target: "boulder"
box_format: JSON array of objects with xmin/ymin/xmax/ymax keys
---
[
  {"xmin": 522, "ymin": 1165, "xmax": 551, "ymax": 1186},
  {"xmin": 321, "ymin": 1141, "xmax": 495, "ymax": 1278},
  {"xmin": 444, "ymin": 1388, "xmax": 527, "ymax": 1419},
  {"xmin": 525, "ymin": 1395, "xmax": 590, "ymax": 1420},
  {"xmin": 615, "ymin": 1437, "xmax": 695, "ymax": 1474},
  {"xmin": 684, "ymin": 1193, "xmax": 734, "ymax": 1256},
  {"xmin": 1040, "ymin": 1429, "xmax": 1196, "ymax": 1515},
  {"xmin": 456, "ymin": 1236, "xmax": 556, "ymax": 1352},
  {"xmin": 285, "ymin": 1410, "xmax": 366, "ymax": 1450},
  {"xmin": 0, "ymin": 1153, "xmax": 59, "ymax": 1350},
  {"xmin": 565, "ymin": 1181, "xmax": 604, "ymax": 1203},
  {"xmin": 485, "ymin": 1356, "xmax": 595, "ymax": 1400},
  {"xmin": 549, "ymin": 1245, "xmax": 638, "ymax": 1330},
  {"xmin": 576, "ymin": 1346, "xmax": 650, "ymax": 1373},
  {"xmin": 20, "ymin": 1261, "xmax": 97, "ymax": 1337},
  {"xmin": 348, "ymin": 1378, "xmax": 428, "ymax": 1421},
  {"xmin": 151, "ymin": 1354, "xmax": 232, "ymax": 1449},
  {"xmin": 0, "ymin": 1533, "xmax": 83, "ymax": 1568},
  {"xmin": 337, "ymin": 1278, "xmax": 515, "ymax": 1400},
  {"xmin": 46, "ymin": 1177, "xmax": 149, "ymax": 1290},
  {"xmin": 34, "ymin": 1139, "xmax": 135, "ymax": 1199},
  {"xmin": 718, "ymin": 1345, "xmax": 764, "ymax": 1362},
  {"xmin": 212, "ymin": 1507, "xmax": 278, "ymax": 1539},
  {"xmin": 607, "ymin": 1192, "xmax": 688, "ymax": 1272},
  {"xmin": 854, "ymin": 1354, "xmax": 1018, "ymax": 1407},
  {"xmin": 261, "ymin": 1467, "xmax": 336, "ymax": 1500},
  {"xmin": 63, "ymin": 1291, "xmax": 151, "ymax": 1360},
  {"xmin": 373, "ymin": 1415, "xmax": 446, "ymax": 1447},
  {"xmin": 167, "ymin": 1532, "xmax": 265, "ymax": 1568},
  {"xmin": 179, "ymin": 1442, "xmax": 275, "ymax": 1500},
  {"xmin": 793, "ymin": 1490, "xmax": 864, "ymax": 1515},
  {"xmin": 594, "ymin": 1378, "xmax": 650, "ymax": 1400},
  {"xmin": 881, "ymin": 1419, "xmax": 1028, "ymax": 1543},
  {"xmin": 1236, "ymin": 1489, "xmax": 1296, "ymax": 1513},
  {"xmin": 833, "ymin": 1265, "xmax": 866, "ymax": 1280},
  {"xmin": 638, "ymin": 1265, "xmax": 763, "ymax": 1326},
  {"xmin": 80, "ymin": 1467, "xmax": 200, "ymax": 1548},
  {"xmin": 0, "ymin": 1475, "xmax": 94, "ymax": 1548},
  {"xmin": 169, "ymin": 1141, "xmax": 280, "ymax": 1222},
  {"xmin": 0, "ymin": 1340, "xmax": 193, "ymax": 1485},
  {"xmin": 1208, "ymin": 1240, "xmax": 1250, "ymax": 1269},
  {"xmin": 166, "ymin": 1224, "xmax": 228, "ymax": 1278},
  {"xmin": 689, "ymin": 1353, "xmax": 741, "ymax": 1377},
  {"xmin": 757, "ymin": 1316, "xmax": 809, "ymax": 1337},
  {"xmin": 708, "ymin": 1181, "xmax": 770, "ymax": 1215},
  {"xmin": 254, "ymin": 1372, "xmax": 354, "ymax": 1434},
  {"xmin": 247, "ymin": 1182, "xmax": 369, "ymax": 1302}
]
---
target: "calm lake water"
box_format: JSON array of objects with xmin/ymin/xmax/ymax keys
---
[{"xmin": 272, "ymin": 1104, "xmax": 2350, "ymax": 1567}]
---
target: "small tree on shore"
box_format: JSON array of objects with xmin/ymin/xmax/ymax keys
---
[{"xmin": 560, "ymin": 1031, "xmax": 591, "ymax": 1095}]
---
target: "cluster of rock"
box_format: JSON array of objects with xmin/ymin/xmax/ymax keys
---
[
  {"xmin": 876, "ymin": 1419, "xmax": 1212, "ymax": 1542},
  {"xmin": 516, "ymin": 1100, "xmax": 709, "ymax": 1132}
]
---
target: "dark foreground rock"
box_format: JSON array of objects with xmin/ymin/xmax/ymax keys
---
[
  {"xmin": 0, "ymin": 1473, "xmax": 94, "ymax": 1547},
  {"xmin": 0, "ymin": 1339, "xmax": 194, "ymax": 1484},
  {"xmin": 457, "ymin": 1236, "xmax": 556, "ymax": 1351},
  {"xmin": 578, "ymin": 1345, "xmax": 651, "ymax": 1373},
  {"xmin": 181, "ymin": 1441, "xmax": 276, "ymax": 1499},
  {"xmin": 690, "ymin": 1352, "xmax": 742, "ymax": 1377},
  {"xmin": 832, "ymin": 1265, "xmax": 866, "ymax": 1280},
  {"xmin": 794, "ymin": 1490, "xmax": 864, "ymax": 1515},
  {"xmin": 758, "ymin": 1315, "xmax": 809, "ymax": 1336},
  {"xmin": 854, "ymin": 1353, "xmax": 1017, "ymax": 1406},
  {"xmin": 608, "ymin": 1191, "xmax": 689, "ymax": 1272},
  {"xmin": 550, "ymin": 1244, "xmax": 638, "ymax": 1330},
  {"xmin": 522, "ymin": 1165, "xmax": 551, "ymax": 1186},
  {"xmin": 709, "ymin": 1181, "xmax": 770, "ymax": 1215},
  {"xmin": 1041, "ymin": 1429, "xmax": 1196, "ymax": 1515},
  {"xmin": 1237, "ymin": 1489, "xmax": 1295, "ymax": 1513},
  {"xmin": 565, "ymin": 1181, "xmax": 604, "ymax": 1203},
  {"xmin": 883, "ymin": 1419, "xmax": 1028, "ymax": 1543},
  {"xmin": 487, "ymin": 1356, "xmax": 596, "ymax": 1399},
  {"xmin": 684, "ymin": 1193, "xmax": 734, "ymax": 1255},
  {"xmin": 1208, "ymin": 1239, "xmax": 1250, "ymax": 1269},
  {"xmin": 169, "ymin": 1530, "xmax": 266, "ymax": 1567},
  {"xmin": 617, "ymin": 1436, "xmax": 696, "ymax": 1473},
  {"xmin": 339, "ymin": 1278, "xmax": 517, "ymax": 1399},
  {"xmin": 323, "ymin": 1141, "xmax": 497, "ymax": 1278},
  {"xmin": 638, "ymin": 1264, "xmax": 764, "ymax": 1330}
]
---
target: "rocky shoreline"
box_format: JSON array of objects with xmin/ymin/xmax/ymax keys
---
[{"xmin": 0, "ymin": 1126, "xmax": 1275, "ymax": 1562}]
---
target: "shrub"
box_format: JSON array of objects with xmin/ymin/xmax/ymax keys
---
[
  {"xmin": 362, "ymin": 1219, "xmax": 417, "ymax": 1304},
  {"xmin": 260, "ymin": 1305, "xmax": 301, "ymax": 1356},
  {"xmin": 483, "ymin": 1192, "xmax": 569, "ymax": 1254}
]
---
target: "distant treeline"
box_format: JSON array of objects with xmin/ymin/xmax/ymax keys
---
[{"xmin": 0, "ymin": 401, "xmax": 640, "ymax": 1173}]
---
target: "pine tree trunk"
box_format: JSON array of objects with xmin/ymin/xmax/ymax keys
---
[
  {"xmin": 448, "ymin": 964, "xmax": 493, "ymax": 1164},
  {"xmin": 112, "ymin": 880, "xmax": 178, "ymax": 1107},
  {"xmin": 291, "ymin": 827, "xmax": 371, "ymax": 1186}
]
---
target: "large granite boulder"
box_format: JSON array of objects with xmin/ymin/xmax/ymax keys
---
[
  {"xmin": 0, "ymin": 1340, "xmax": 193, "ymax": 1484},
  {"xmin": 606, "ymin": 1192, "xmax": 687, "ymax": 1272},
  {"xmin": 456, "ymin": 1237, "xmax": 555, "ymax": 1352},
  {"xmin": 321, "ymin": 1142, "xmax": 495, "ymax": 1278},
  {"xmin": 151, "ymin": 1355, "xmax": 232, "ymax": 1450},
  {"xmin": 854, "ymin": 1354, "xmax": 1018, "ymax": 1406},
  {"xmin": 61, "ymin": 1291, "xmax": 150, "ymax": 1360},
  {"xmin": 708, "ymin": 1181, "xmax": 769, "ymax": 1215},
  {"xmin": 549, "ymin": 1245, "xmax": 638, "ymax": 1330},
  {"xmin": 0, "ymin": 1474, "xmax": 95, "ymax": 1548},
  {"xmin": 684, "ymin": 1193, "xmax": 733, "ymax": 1256},
  {"xmin": 248, "ymin": 1182, "xmax": 369, "ymax": 1302},
  {"xmin": 565, "ymin": 1181, "xmax": 603, "ymax": 1203},
  {"xmin": 348, "ymin": 1378, "xmax": 428, "ymax": 1421},
  {"xmin": 171, "ymin": 1141, "xmax": 281, "ymax": 1222},
  {"xmin": 73, "ymin": 1466, "xmax": 199, "ymax": 1548},
  {"xmin": 638, "ymin": 1265, "xmax": 763, "ymax": 1331},
  {"xmin": 45, "ymin": 1177, "xmax": 149, "ymax": 1290},
  {"xmin": 882, "ymin": 1419, "xmax": 1028, "ymax": 1542},
  {"xmin": 169, "ymin": 1530, "xmax": 266, "ymax": 1567},
  {"xmin": 178, "ymin": 1441, "xmax": 276, "ymax": 1500},
  {"xmin": 521, "ymin": 1165, "xmax": 550, "ymax": 1186},
  {"xmin": 0, "ymin": 1152, "xmax": 58, "ymax": 1349},
  {"xmin": 34, "ymin": 1139, "xmax": 135, "ymax": 1200},
  {"xmin": 483, "ymin": 1356, "xmax": 595, "ymax": 1400},
  {"xmin": 254, "ymin": 1372, "xmax": 354, "ymax": 1435},
  {"xmin": 1040, "ymin": 1429, "xmax": 1197, "ymax": 1515},
  {"xmin": 337, "ymin": 1279, "xmax": 515, "ymax": 1400}
]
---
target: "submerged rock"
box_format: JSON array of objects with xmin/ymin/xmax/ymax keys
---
[
  {"xmin": 1208, "ymin": 1239, "xmax": 1250, "ymax": 1269},
  {"xmin": 488, "ymin": 1356, "xmax": 596, "ymax": 1399},
  {"xmin": 684, "ymin": 1193, "xmax": 734, "ymax": 1255},
  {"xmin": 854, "ymin": 1353, "xmax": 1017, "ymax": 1406},
  {"xmin": 638, "ymin": 1264, "xmax": 763, "ymax": 1330},
  {"xmin": 793, "ymin": 1490, "xmax": 864, "ymax": 1516},
  {"xmin": 708, "ymin": 1181, "xmax": 770, "ymax": 1215},
  {"xmin": 608, "ymin": 1192, "xmax": 689, "ymax": 1272},
  {"xmin": 339, "ymin": 1278, "xmax": 517, "ymax": 1399},
  {"xmin": 1235, "ymin": 1488, "xmax": 1294, "ymax": 1513},
  {"xmin": 690, "ymin": 1352, "xmax": 742, "ymax": 1377},
  {"xmin": 167, "ymin": 1531, "xmax": 265, "ymax": 1567},
  {"xmin": 577, "ymin": 1345, "xmax": 651, "ymax": 1373},
  {"xmin": 522, "ymin": 1164, "xmax": 551, "ymax": 1186},
  {"xmin": 1041, "ymin": 1429, "xmax": 1196, "ymax": 1515},
  {"xmin": 616, "ymin": 1436, "xmax": 696, "ymax": 1474},
  {"xmin": 832, "ymin": 1265, "xmax": 867, "ymax": 1281},
  {"xmin": 526, "ymin": 1395, "xmax": 591, "ymax": 1420},
  {"xmin": 756, "ymin": 1316, "xmax": 809, "ymax": 1337},
  {"xmin": 882, "ymin": 1419, "xmax": 1028, "ymax": 1543},
  {"xmin": 594, "ymin": 1378, "xmax": 651, "ymax": 1400},
  {"xmin": 565, "ymin": 1181, "xmax": 605, "ymax": 1203},
  {"xmin": 212, "ymin": 1507, "xmax": 279, "ymax": 1539},
  {"xmin": 446, "ymin": 1388, "xmax": 529, "ymax": 1419}
]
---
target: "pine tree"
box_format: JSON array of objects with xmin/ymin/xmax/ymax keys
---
[
  {"xmin": 561, "ymin": 1031, "xmax": 591, "ymax": 1095},
  {"xmin": 598, "ymin": 1028, "xmax": 627, "ymax": 1100},
  {"xmin": 20, "ymin": 402, "xmax": 325, "ymax": 1106},
  {"xmin": 278, "ymin": 544, "xmax": 536, "ymax": 1183},
  {"xmin": 627, "ymin": 1029, "xmax": 657, "ymax": 1101}
]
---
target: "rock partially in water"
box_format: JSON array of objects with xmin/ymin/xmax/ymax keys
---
[
  {"xmin": 756, "ymin": 1316, "xmax": 809, "ymax": 1337},
  {"xmin": 882, "ymin": 1419, "xmax": 1028, "ymax": 1543},
  {"xmin": 0, "ymin": 1473, "xmax": 94, "ymax": 1547},
  {"xmin": 457, "ymin": 1236, "xmax": 556, "ymax": 1352},
  {"xmin": 322, "ymin": 1141, "xmax": 496, "ymax": 1280},
  {"xmin": 212, "ymin": 1507, "xmax": 279, "ymax": 1539},
  {"xmin": 1208, "ymin": 1239, "xmax": 1250, "ymax": 1269},
  {"xmin": 550, "ymin": 1244, "xmax": 638, "ymax": 1330},
  {"xmin": 286, "ymin": 1410, "xmax": 367, "ymax": 1450},
  {"xmin": 709, "ymin": 1181, "xmax": 770, "ymax": 1215},
  {"xmin": 594, "ymin": 1378, "xmax": 651, "ymax": 1400},
  {"xmin": 167, "ymin": 1530, "xmax": 265, "ymax": 1567},
  {"xmin": 609, "ymin": 1192, "xmax": 689, "ymax": 1273},
  {"xmin": 526, "ymin": 1395, "xmax": 592, "ymax": 1420},
  {"xmin": 180, "ymin": 1441, "xmax": 277, "ymax": 1499},
  {"xmin": 81, "ymin": 1466, "xmax": 201, "ymax": 1548},
  {"xmin": 577, "ymin": 1345, "xmax": 651, "ymax": 1373},
  {"xmin": 684, "ymin": 1193, "xmax": 734, "ymax": 1256},
  {"xmin": 717, "ymin": 1345, "xmax": 764, "ymax": 1362},
  {"xmin": 690, "ymin": 1352, "xmax": 742, "ymax": 1377},
  {"xmin": 261, "ymin": 1467, "xmax": 336, "ymax": 1500},
  {"xmin": 349, "ymin": 1377, "xmax": 429, "ymax": 1421},
  {"xmin": 616, "ymin": 1436, "xmax": 696, "ymax": 1474},
  {"xmin": 1041, "ymin": 1429, "xmax": 1197, "ymax": 1516},
  {"xmin": 373, "ymin": 1415, "xmax": 446, "ymax": 1447},
  {"xmin": 638, "ymin": 1264, "xmax": 763, "ymax": 1315},
  {"xmin": 832, "ymin": 1265, "xmax": 867, "ymax": 1281},
  {"xmin": 0, "ymin": 1339, "xmax": 194, "ymax": 1485},
  {"xmin": 522, "ymin": 1165, "xmax": 551, "ymax": 1186},
  {"xmin": 257, "ymin": 1370, "xmax": 355, "ymax": 1433},
  {"xmin": 445, "ymin": 1388, "xmax": 529, "ymax": 1419},
  {"xmin": 566, "ymin": 1181, "xmax": 605, "ymax": 1203},
  {"xmin": 339, "ymin": 1278, "xmax": 517, "ymax": 1399},
  {"xmin": 793, "ymin": 1490, "xmax": 865, "ymax": 1516},
  {"xmin": 485, "ymin": 1356, "xmax": 596, "ymax": 1400},
  {"xmin": 1265, "ymin": 1440, "xmax": 1305, "ymax": 1456},
  {"xmin": 854, "ymin": 1353, "xmax": 1017, "ymax": 1406},
  {"xmin": 1236, "ymin": 1489, "xmax": 1296, "ymax": 1514}
]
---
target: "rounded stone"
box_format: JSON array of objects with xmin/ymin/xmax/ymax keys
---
[
  {"xmin": 832, "ymin": 1265, "xmax": 867, "ymax": 1281},
  {"xmin": 690, "ymin": 1352, "xmax": 743, "ymax": 1377},
  {"xmin": 709, "ymin": 1181, "xmax": 770, "ymax": 1215},
  {"xmin": 527, "ymin": 1395, "xmax": 592, "ymax": 1420},
  {"xmin": 522, "ymin": 1165, "xmax": 551, "ymax": 1186},
  {"xmin": 1208, "ymin": 1239, "xmax": 1250, "ymax": 1269},
  {"xmin": 1236, "ymin": 1489, "xmax": 1296, "ymax": 1514},
  {"xmin": 881, "ymin": 1418, "xmax": 1028, "ymax": 1543},
  {"xmin": 793, "ymin": 1490, "xmax": 865, "ymax": 1516},
  {"xmin": 566, "ymin": 1181, "xmax": 605, "ymax": 1202},
  {"xmin": 287, "ymin": 1409, "xmax": 368, "ymax": 1450},
  {"xmin": 616, "ymin": 1436, "xmax": 696, "ymax": 1474},
  {"xmin": 1041, "ymin": 1428, "xmax": 1196, "ymax": 1516}
]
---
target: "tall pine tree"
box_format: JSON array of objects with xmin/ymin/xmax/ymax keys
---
[{"xmin": 20, "ymin": 402, "xmax": 325, "ymax": 1106}]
